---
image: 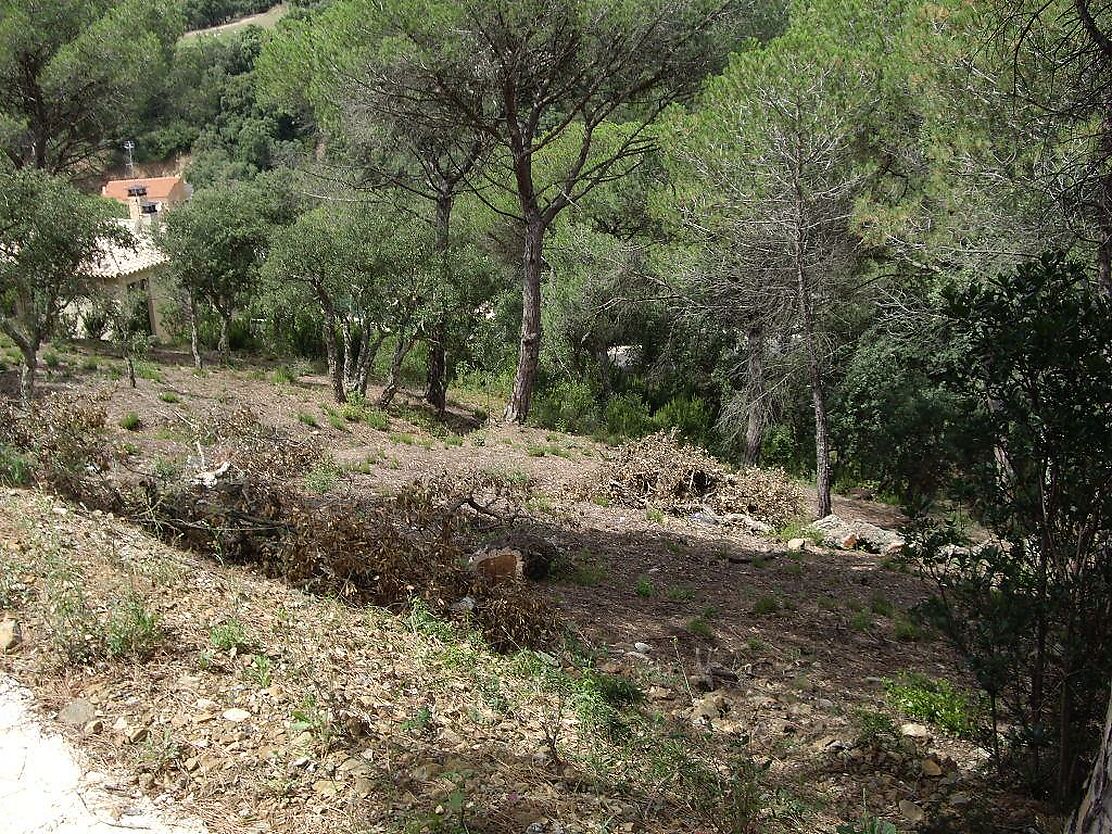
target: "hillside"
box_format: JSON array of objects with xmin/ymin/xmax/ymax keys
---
[{"xmin": 0, "ymin": 345, "xmax": 1051, "ymax": 834}]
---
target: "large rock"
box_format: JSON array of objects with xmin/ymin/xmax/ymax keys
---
[
  {"xmin": 0, "ymin": 618, "xmax": 21, "ymax": 652},
  {"xmin": 468, "ymin": 547, "xmax": 524, "ymax": 583},
  {"xmin": 813, "ymin": 514, "xmax": 905, "ymax": 555}
]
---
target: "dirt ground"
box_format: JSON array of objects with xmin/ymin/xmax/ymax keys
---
[{"xmin": 0, "ymin": 345, "xmax": 1058, "ymax": 834}]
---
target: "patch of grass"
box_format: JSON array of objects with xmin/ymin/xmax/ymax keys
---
[
  {"xmin": 551, "ymin": 552, "xmax": 608, "ymax": 586},
  {"xmin": 0, "ymin": 444, "xmax": 33, "ymax": 486},
  {"xmin": 272, "ymin": 365, "xmax": 298, "ymax": 385},
  {"xmin": 591, "ymin": 493, "xmax": 611, "ymax": 507},
  {"xmin": 106, "ymin": 596, "xmax": 164, "ymax": 660},
  {"xmin": 868, "ymin": 592, "xmax": 894, "ymax": 617},
  {"xmin": 776, "ymin": 519, "xmax": 825, "ymax": 546},
  {"xmin": 158, "ymin": 390, "xmax": 180, "ymax": 404},
  {"xmin": 851, "ymin": 707, "xmax": 899, "ymax": 748},
  {"xmin": 297, "ymin": 411, "xmax": 319, "ymax": 428},
  {"xmin": 527, "ymin": 443, "xmax": 572, "ymax": 459},
  {"xmin": 43, "ymin": 349, "xmax": 61, "ymax": 369},
  {"xmin": 634, "ymin": 576, "xmax": 655, "ymax": 598},
  {"xmin": 401, "ymin": 705, "xmax": 434, "ymax": 735},
  {"xmin": 152, "ymin": 456, "xmax": 179, "ymax": 481},
  {"xmin": 210, "ymin": 619, "xmax": 249, "ymax": 653},
  {"xmin": 118, "ymin": 412, "xmax": 142, "ymax": 431},
  {"xmin": 80, "ymin": 357, "xmax": 99, "ymax": 372},
  {"xmin": 688, "ymin": 616, "xmax": 714, "ymax": 640},
  {"xmin": 362, "ymin": 408, "xmax": 390, "ymax": 430},
  {"xmin": 245, "ymin": 654, "xmax": 273, "ymax": 688},
  {"xmin": 389, "ymin": 431, "xmax": 416, "ymax": 446},
  {"xmin": 304, "ymin": 457, "xmax": 342, "ymax": 494},
  {"xmin": 666, "ymin": 585, "xmax": 695, "ymax": 602},
  {"xmin": 892, "ymin": 614, "xmax": 925, "ymax": 642},
  {"xmin": 443, "ymin": 433, "xmax": 463, "ymax": 447},
  {"xmin": 645, "ymin": 506, "xmax": 665, "ymax": 524},
  {"xmin": 751, "ymin": 595, "xmax": 781, "ymax": 616},
  {"xmin": 884, "ymin": 672, "xmax": 979, "ymax": 737},
  {"xmin": 134, "ymin": 360, "xmax": 162, "ymax": 382},
  {"xmin": 850, "ymin": 610, "xmax": 873, "ymax": 631},
  {"xmin": 320, "ymin": 405, "xmax": 348, "ymax": 431}
]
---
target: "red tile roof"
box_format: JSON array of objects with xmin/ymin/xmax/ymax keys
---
[{"xmin": 101, "ymin": 176, "xmax": 185, "ymax": 204}]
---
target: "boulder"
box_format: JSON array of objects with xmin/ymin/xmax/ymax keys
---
[
  {"xmin": 787, "ymin": 538, "xmax": 808, "ymax": 552},
  {"xmin": 0, "ymin": 618, "xmax": 21, "ymax": 652},
  {"xmin": 813, "ymin": 513, "xmax": 905, "ymax": 555},
  {"xmin": 468, "ymin": 547, "xmax": 524, "ymax": 583}
]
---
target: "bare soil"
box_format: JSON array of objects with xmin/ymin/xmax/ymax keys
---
[{"xmin": 0, "ymin": 346, "xmax": 1058, "ymax": 834}]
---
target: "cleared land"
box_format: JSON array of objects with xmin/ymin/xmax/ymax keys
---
[{"xmin": 0, "ymin": 343, "xmax": 1051, "ymax": 833}]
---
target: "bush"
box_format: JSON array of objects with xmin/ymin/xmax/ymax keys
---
[
  {"xmin": 118, "ymin": 412, "xmax": 142, "ymax": 431},
  {"xmin": 653, "ymin": 394, "xmax": 712, "ymax": 445},
  {"xmin": 915, "ymin": 253, "xmax": 1112, "ymax": 802},
  {"xmin": 884, "ymin": 672, "xmax": 978, "ymax": 738},
  {"xmin": 603, "ymin": 392, "xmax": 652, "ymax": 439},
  {"xmin": 531, "ymin": 380, "xmax": 600, "ymax": 434}
]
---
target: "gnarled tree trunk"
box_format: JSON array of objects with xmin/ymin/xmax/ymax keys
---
[
  {"xmin": 504, "ymin": 217, "xmax": 544, "ymax": 424},
  {"xmin": 1068, "ymin": 684, "xmax": 1112, "ymax": 834}
]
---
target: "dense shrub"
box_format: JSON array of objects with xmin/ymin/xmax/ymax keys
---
[{"xmin": 915, "ymin": 254, "xmax": 1112, "ymax": 804}]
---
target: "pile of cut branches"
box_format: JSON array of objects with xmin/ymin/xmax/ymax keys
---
[
  {"xmin": 596, "ymin": 430, "xmax": 805, "ymax": 528},
  {"xmin": 4, "ymin": 393, "xmax": 559, "ymax": 649}
]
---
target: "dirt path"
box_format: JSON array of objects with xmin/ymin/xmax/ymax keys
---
[{"xmin": 0, "ymin": 675, "xmax": 207, "ymax": 834}]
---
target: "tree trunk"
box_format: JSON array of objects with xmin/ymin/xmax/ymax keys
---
[
  {"xmin": 18, "ymin": 345, "xmax": 37, "ymax": 408},
  {"xmin": 217, "ymin": 313, "xmax": 230, "ymax": 362},
  {"xmin": 426, "ymin": 195, "xmax": 452, "ymax": 413},
  {"xmin": 356, "ymin": 331, "xmax": 385, "ymax": 398},
  {"xmin": 425, "ymin": 322, "xmax": 448, "ymax": 414},
  {"xmin": 341, "ymin": 319, "xmax": 356, "ymax": 396},
  {"xmin": 1068, "ymin": 683, "xmax": 1112, "ymax": 834},
  {"xmin": 322, "ymin": 309, "xmax": 345, "ymax": 404},
  {"xmin": 379, "ymin": 333, "xmax": 416, "ymax": 408},
  {"xmin": 504, "ymin": 217, "xmax": 545, "ymax": 424},
  {"xmin": 796, "ymin": 270, "xmax": 832, "ymax": 517},
  {"xmin": 743, "ymin": 323, "xmax": 766, "ymax": 464},
  {"xmin": 188, "ymin": 292, "xmax": 203, "ymax": 370},
  {"xmin": 126, "ymin": 355, "xmax": 136, "ymax": 389}
]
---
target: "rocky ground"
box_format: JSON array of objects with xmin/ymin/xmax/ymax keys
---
[{"xmin": 0, "ymin": 345, "xmax": 1060, "ymax": 834}]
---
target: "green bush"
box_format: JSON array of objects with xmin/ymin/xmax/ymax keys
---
[
  {"xmin": 884, "ymin": 672, "xmax": 978, "ymax": 738},
  {"xmin": 653, "ymin": 394, "xmax": 711, "ymax": 444},
  {"xmin": 118, "ymin": 412, "xmax": 142, "ymax": 431},
  {"xmin": 531, "ymin": 380, "xmax": 600, "ymax": 434},
  {"xmin": 603, "ymin": 392, "xmax": 652, "ymax": 438},
  {"xmin": 106, "ymin": 596, "xmax": 164, "ymax": 660},
  {"xmin": 0, "ymin": 444, "xmax": 33, "ymax": 486},
  {"xmin": 917, "ymin": 254, "xmax": 1112, "ymax": 800}
]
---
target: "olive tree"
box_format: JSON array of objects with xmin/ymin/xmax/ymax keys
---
[{"xmin": 0, "ymin": 166, "xmax": 128, "ymax": 404}]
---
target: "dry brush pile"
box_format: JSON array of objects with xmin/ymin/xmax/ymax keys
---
[
  {"xmin": 1, "ymin": 394, "xmax": 558, "ymax": 650},
  {"xmin": 595, "ymin": 430, "xmax": 806, "ymax": 528}
]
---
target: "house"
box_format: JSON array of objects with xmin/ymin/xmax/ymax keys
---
[
  {"xmin": 87, "ymin": 217, "xmax": 173, "ymax": 340},
  {"xmin": 81, "ymin": 175, "xmax": 192, "ymax": 341},
  {"xmin": 101, "ymin": 176, "xmax": 190, "ymax": 219}
]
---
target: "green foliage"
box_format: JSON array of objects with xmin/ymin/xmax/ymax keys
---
[
  {"xmin": 751, "ymin": 595, "xmax": 780, "ymax": 616},
  {"xmin": 884, "ymin": 673, "xmax": 977, "ymax": 738},
  {"xmin": 245, "ymin": 654, "xmax": 273, "ymax": 688},
  {"xmin": 210, "ymin": 619, "xmax": 249, "ymax": 652},
  {"xmin": 634, "ymin": 577, "xmax": 655, "ymax": 598},
  {"xmin": 0, "ymin": 0, "xmax": 183, "ymax": 174},
  {"xmin": 106, "ymin": 596, "xmax": 164, "ymax": 660},
  {"xmin": 0, "ymin": 167, "xmax": 129, "ymax": 399},
  {"xmin": 603, "ymin": 392, "xmax": 653, "ymax": 438},
  {"xmin": 304, "ymin": 456, "xmax": 342, "ymax": 493},
  {"xmin": 118, "ymin": 412, "xmax": 142, "ymax": 431},
  {"xmin": 917, "ymin": 255, "xmax": 1112, "ymax": 799},
  {"xmin": 159, "ymin": 391, "xmax": 180, "ymax": 404},
  {"xmin": 0, "ymin": 444, "xmax": 32, "ymax": 486}
]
